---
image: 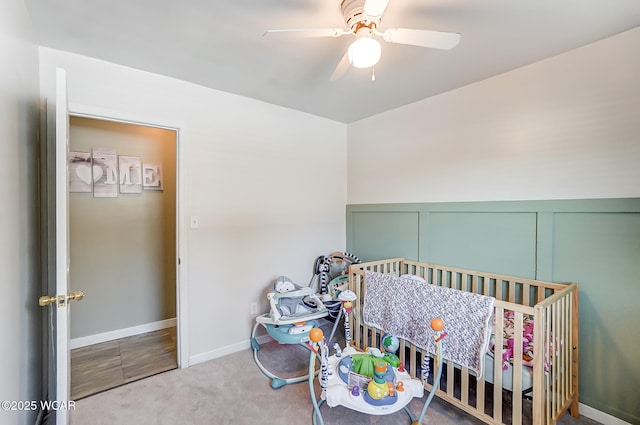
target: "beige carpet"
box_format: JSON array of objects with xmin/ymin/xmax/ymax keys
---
[{"xmin": 70, "ymin": 324, "xmax": 601, "ymax": 425}]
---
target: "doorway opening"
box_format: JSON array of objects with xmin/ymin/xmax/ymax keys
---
[{"xmin": 67, "ymin": 116, "xmax": 178, "ymax": 399}]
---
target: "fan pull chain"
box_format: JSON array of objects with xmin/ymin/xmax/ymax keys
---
[{"xmin": 371, "ymin": 66, "xmax": 376, "ymax": 81}]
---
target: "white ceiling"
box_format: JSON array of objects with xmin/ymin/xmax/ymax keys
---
[{"xmin": 24, "ymin": 0, "xmax": 640, "ymax": 123}]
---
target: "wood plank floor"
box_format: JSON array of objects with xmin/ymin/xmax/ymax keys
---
[{"xmin": 71, "ymin": 327, "xmax": 177, "ymax": 400}]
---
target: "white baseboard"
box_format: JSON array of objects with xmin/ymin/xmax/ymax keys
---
[
  {"xmin": 189, "ymin": 340, "xmax": 250, "ymax": 366},
  {"xmin": 70, "ymin": 318, "xmax": 177, "ymax": 349},
  {"xmin": 579, "ymin": 403, "xmax": 633, "ymax": 425},
  {"xmin": 189, "ymin": 334, "xmax": 273, "ymax": 366}
]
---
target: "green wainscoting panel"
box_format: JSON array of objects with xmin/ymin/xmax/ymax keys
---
[
  {"xmin": 552, "ymin": 212, "xmax": 640, "ymax": 424},
  {"xmin": 346, "ymin": 199, "xmax": 640, "ymax": 424},
  {"xmin": 349, "ymin": 211, "xmax": 420, "ymax": 261},
  {"xmin": 424, "ymin": 211, "xmax": 537, "ymax": 278}
]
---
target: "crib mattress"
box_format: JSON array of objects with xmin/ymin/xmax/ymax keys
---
[{"xmin": 474, "ymin": 353, "xmax": 533, "ymax": 393}]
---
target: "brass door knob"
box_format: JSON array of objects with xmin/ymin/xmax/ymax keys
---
[
  {"xmin": 68, "ymin": 290, "xmax": 85, "ymax": 302},
  {"xmin": 39, "ymin": 295, "xmax": 58, "ymax": 307}
]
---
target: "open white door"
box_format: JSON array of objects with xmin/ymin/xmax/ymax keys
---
[
  {"xmin": 54, "ymin": 66, "xmax": 71, "ymax": 425},
  {"xmin": 39, "ymin": 67, "xmax": 83, "ymax": 425}
]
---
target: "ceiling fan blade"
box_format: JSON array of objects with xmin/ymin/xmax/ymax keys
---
[
  {"xmin": 329, "ymin": 51, "xmax": 350, "ymax": 82},
  {"xmin": 381, "ymin": 28, "xmax": 461, "ymax": 50},
  {"xmin": 363, "ymin": 0, "xmax": 389, "ymax": 20},
  {"xmin": 263, "ymin": 28, "xmax": 348, "ymax": 38}
]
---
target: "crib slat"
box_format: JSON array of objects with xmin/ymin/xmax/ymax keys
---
[
  {"xmin": 461, "ymin": 367, "xmax": 469, "ymax": 405},
  {"xmin": 552, "ymin": 301, "xmax": 559, "ymax": 421},
  {"xmin": 532, "ymin": 306, "xmax": 544, "ymax": 425},
  {"xmin": 523, "ymin": 282, "xmax": 531, "ymax": 307},
  {"xmin": 508, "ymin": 280, "xmax": 516, "ymax": 304},
  {"xmin": 512, "ymin": 311, "xmax": 524, "ymax": 425},
  {"xmin": 446, "ymin": 361, "xmax": 455, "ymax": 398},
  {"xmin": 538, "ymin": 286, "xmax": 547, "ymax": 304},
  {"xmin": 476, "ymin": 371, "xmax": 486, "ymax": 418},
  {"xmin": 561, "ymin": 295, "xmax": 569, "ymax": 413},
  {"xmin": 545, "ymin": 304, "xmax": 552, "ymax": 425},
  {"xmin": 352, "ymin": 271, "xmax": 362, "ymax": 349},
  {"xmin": 493, "ymin": 306, "xmax": 504, "ymax": 423},
  {"xmin": 555, "ymin": 299, "xmax": 563, "ymax": 419},
  {"xmin": 409, "ymin": 342, "xmax": 417, "ymax": 377}
]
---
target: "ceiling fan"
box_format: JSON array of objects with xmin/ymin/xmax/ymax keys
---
[{"xmin": 264, "ymin": 0, "xmax": 461, "ymax": 81}]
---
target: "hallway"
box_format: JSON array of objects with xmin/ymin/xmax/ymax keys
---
[{"xmin": 70, "ymin": 327, "xmax": 177, "ymax": 400}]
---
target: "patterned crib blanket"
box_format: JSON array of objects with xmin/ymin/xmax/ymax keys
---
[
  {"xmin": 489, "ymin": 311, "xmax": 538, "ymax": 371},
  {"xmin": 363, "ymin": 271, "xmax": 495, "ymax": 378}
]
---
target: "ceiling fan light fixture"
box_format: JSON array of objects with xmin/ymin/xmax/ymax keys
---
[{"xmin": 347, "ymin": 36, "xmax": 381, "ymax": 68}]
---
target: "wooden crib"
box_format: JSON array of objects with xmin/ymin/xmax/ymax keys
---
[{"xmin": 348, "ymin": 258, "xmax": 579, "ymax": 425}]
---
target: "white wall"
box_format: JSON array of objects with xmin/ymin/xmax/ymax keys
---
[
  {"xmin": 38, "ymin": 48, "xmax": 347, "ymax": 363},
  {"xmin": 347, "ymin": 27, "xmax": 640, "ymax": 204},
  {"xmin": 0, "ymin": 1, "xmax": 41, "ymax": 425}
]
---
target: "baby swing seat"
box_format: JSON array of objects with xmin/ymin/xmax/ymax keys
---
[{"xmin": 251, "ymin": 276, "xmax": 330, "ymax": 388}]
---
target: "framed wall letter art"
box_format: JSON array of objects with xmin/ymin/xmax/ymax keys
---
[
  {"xmin": 118, "ymin": 155, "xmax": 143, "ymax": 194},
  {"xmin": 92, "ymin": 148, "xmax": 119, "ymax": 198},
  {"xmin": 68, "ymin": 151, "xmax": 93, "ymax": 193},
  {"xmin": 142, "ymin": 162, "xmax": 163, "ymax": 191}
]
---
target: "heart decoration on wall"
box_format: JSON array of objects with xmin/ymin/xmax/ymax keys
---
[{"xmin": 76, "ymin": 164, "xmax": 103, "ymax": 184}]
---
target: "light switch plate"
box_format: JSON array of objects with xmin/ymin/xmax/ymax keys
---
[{"xmin": 190, "ymin": 215, "xmax": 199, "ymax": 229}]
